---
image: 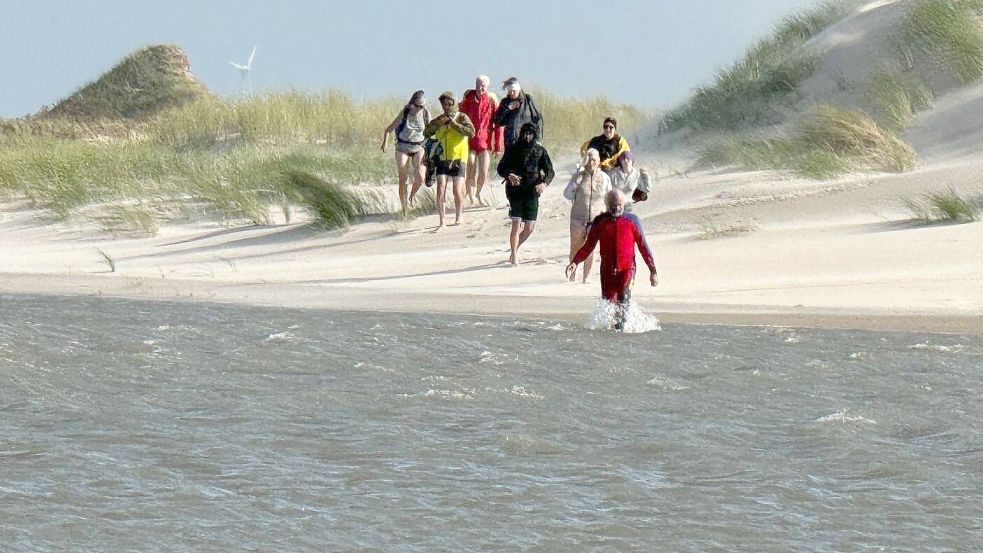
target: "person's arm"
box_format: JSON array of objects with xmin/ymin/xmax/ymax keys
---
[
  {"xmin": 423, "ymin": 116, "xmax": 443, "ymax": 138},
  {"xmin": 453, "ymin": 113, "xmax": 476, "ymax": 138},
  {"xmin": 496, "ymin": 146, "xmax": 512, "ymax": 179},
  {"xmin": 628, "ymin": 214, "xmax": 658, "ymax": 285},
  {"xmin": 381, "ymin": 112, "xmax": 402, "ymax": 152},
  {"xmin": 527, "ymin": 94, "xmax": 543, "ymax": 141},
  {"xmin": 534, "ymin": 148, "xmax": 555, "ymax": 196},
  {"xmin": 600, "ymin": 136, "xmax": 631, "ymax": 171},
  {"xmin": 540, "ymin": 148, "xmax": 555, "ymax": 185},
  {"xmin": 563, "ymin": 174, "xmax": 579, "ymax": 201},
  {"xmin": 494, "ymin": 101, "xmax": 508, "ymax": 126},
  {"xmin": 490, "ymin": 98, "xmax": 505, "ymax": 154}
]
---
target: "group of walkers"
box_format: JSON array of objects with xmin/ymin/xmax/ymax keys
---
[
  {"xmin": 382, "ymin": 75, "xmax": 657, "ymax": 327},
  {"xmin": 382, "ymin": 75, "xmax": 543, "ymax": 228}
]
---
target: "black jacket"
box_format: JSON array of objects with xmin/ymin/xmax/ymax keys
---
[
  {"xmin": 496, "ymin": 140, "xmax": 555, "ymax": 199},
  {"xmin": 494, "ymin": 93, "xmax": 543, "ymax": 147}
]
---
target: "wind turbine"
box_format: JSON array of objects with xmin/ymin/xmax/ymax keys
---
[{"xmin": 229, "ymin": 46, "xmax": 257, "ymax": 95}]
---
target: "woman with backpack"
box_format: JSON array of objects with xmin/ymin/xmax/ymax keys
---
[{"xmin": 382, "ymin": 90, "xmax": 431, "ymax": 216}]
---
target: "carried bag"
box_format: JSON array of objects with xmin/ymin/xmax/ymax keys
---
[{"xmin": 422, "ymin": 137, "xmax": 443, "ymax": 187}]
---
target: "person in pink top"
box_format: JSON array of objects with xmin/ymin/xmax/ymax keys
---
[{"xmin": 460, "ymin": 75, "xmax": 504, "ymax": 207}]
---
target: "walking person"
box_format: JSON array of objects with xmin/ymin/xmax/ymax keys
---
[
  {"xmin": 581, "ymin": 117, "xmax": 631, "ymax": 174},
  {"xmin": 563, "ymin": 148, "xmax": 611, "ymax": 283},
  {"xmin": 566, "ymin": 189, "xmax": 659, "ymax": 330},
  {"xmin": 381, "ymin": 90, "xmax": 431, "ymax": 216},
  {"xmin": 496, "ymin": 122, "xmax": 554, "ymax": 265},
  {"xmin": 424, "ymin": 91, "xmax": 475, "ymax": 230},
  {"xmin": 460, "ymin": 75, "xmax": 504, "ymax": 207},
  {"xmin": 608, "ymin": 151, "xmax": 652, "ymax": 212},
  {"xmin": 495, "ymin": 77, "xmax": 543, "ymax": 148}
]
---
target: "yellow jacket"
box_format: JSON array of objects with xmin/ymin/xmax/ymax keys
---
[{"xmin": 425, "ymin": 111, "xmax": 476, "ymax": 162}]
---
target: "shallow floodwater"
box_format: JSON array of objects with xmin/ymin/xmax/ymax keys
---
[{"xmin": 1, "ymin": 294, "xmax": 980, "ymax": 552}]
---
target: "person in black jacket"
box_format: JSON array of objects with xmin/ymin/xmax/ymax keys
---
[
  {"xmin": 494, "ymin": 77, "xmax": 543, "ymax": 147},
  {"xmin": 496, "ymin": 122, "xmax": 555, "ymax": 266}
]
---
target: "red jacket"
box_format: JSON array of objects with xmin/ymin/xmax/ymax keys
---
[
  {"xmin": 460, "ymin": 90, "xmax": 504, "ymax": 153},
  {"xmin": 573, "ymin": 212, "xmax": 657, "ymax": 273}
]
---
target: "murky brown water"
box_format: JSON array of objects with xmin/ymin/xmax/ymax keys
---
[{"xmin": 1, "ymin": 294, "xmax": 980, "ymax": 552}]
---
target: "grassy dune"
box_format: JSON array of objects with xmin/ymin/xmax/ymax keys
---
[
  {"xmin": 0, "ymin": 90, "xmax": 652, "ymax": 232},
  {"xmin": 674, "ymin": 0, "xmax": 983, "ymax": 179}
]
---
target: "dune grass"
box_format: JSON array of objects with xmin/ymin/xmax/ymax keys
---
[
  {"xmin": 660, "ymin": 1, "xmax": 859, "ymax": 132},
  {"xmin": 903, "ymin": 0, "xmax": 983, "ymax": 83},
  {"xmin": 864, "ymin": 69, "xmax": 934, "ymax": 129},
  {"xmin": 698, "ymin": 104, "xmax": 915, "ymax": 178},
  {"xmin": 3, "ymin": 88, "xmax": 644, "ymax": 232},
  {"xmin": 905, "ymin": 187, "xmax": 981, "ymax": 223}
]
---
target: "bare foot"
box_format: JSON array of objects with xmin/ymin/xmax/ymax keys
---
[
  {"xmin": 433, "ymin": 224, "xmax": 444, "ymax": 233},
  {"xmin": 451, "ymin": 219, "xmax": 461, "ymax": 226},
  {"xmin": 568, "ymin": 270, "xmax": 577, "ymax": 282},
  {"xmin": 508, "ymin": 252, "xmax": 517, "ymax": 266}
]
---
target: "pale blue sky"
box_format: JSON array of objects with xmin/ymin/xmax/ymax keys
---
[{"xmin": 1, "ymin": 0, "xmax": 819, "ymax": 118}]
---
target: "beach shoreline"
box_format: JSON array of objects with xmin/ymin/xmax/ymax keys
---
[{"xmin": 3, "ymin": 271, "xmax": 980, "ymax": 335}]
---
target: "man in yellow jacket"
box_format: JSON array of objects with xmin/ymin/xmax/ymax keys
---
[{"xmin": 425, "ymin": 91, "xmax": 476, "ymax": 230}]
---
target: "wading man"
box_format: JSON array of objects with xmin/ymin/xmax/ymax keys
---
[{"xmin": 566, "ymin": 189, "xmax": 658, "ymax": 329}]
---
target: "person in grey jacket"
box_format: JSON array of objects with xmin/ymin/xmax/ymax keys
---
[{"xmin": 494, "ymin": 77, "xmax": 543, "ymax": 147}]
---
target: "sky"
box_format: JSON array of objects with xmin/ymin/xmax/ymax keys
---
[{"xmin": 1, "ymin": 0, "xmax": 821, "ymax": 118}]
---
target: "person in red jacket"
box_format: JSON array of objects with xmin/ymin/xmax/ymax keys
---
[
  {"xmin": 566, "ymin": 189, "xmax": 658, "ymax": 328},
  {"xmin": 460, "ymin": 75, "xmax": 504, "ymax": 207}
]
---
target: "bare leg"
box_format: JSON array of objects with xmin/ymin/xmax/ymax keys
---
[
  {"xmin": 394, "ymin": 151, "xmax": 411, "ymax": 215},
  {"xmin": 451, "ymin": 175, "xmax": 465, "ymax": 224},
  {"xmin": 475, "ymin": 150, "xmax": 491, "ymax": 206},
  {"xmin": 509, "ymin": 219, "xmax": 522, "ymax": 265},
  {"xmin": 465, "ymin": 151, "xmax": 477, "ymax": 205},
  {"xmin": 435, "ymin": 175, "xmax": 448, "ymax": 230},
  {"xmin": 408, "ymin": 153, "xmax": 424, "ymax": 206},
  {"xmin": 517, "ymin": 220, "xmax": 535, "ymax": 250},
  {"xmin": 568, "ymin": 224, "xmax": 588, "ymax": 282}
]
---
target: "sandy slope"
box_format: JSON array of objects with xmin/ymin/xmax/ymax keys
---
[{"xmin": 2, "ymin": 145, "xmax": 981, "ymax": 333}]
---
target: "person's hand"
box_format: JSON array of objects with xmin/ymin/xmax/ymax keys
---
[
  {"xmin": 508, "ymin": 101, "xmax": 519, "ymax": 111},
  {"xmin": 534, "ymin": 183, "xmax": 546, "ymax": 196},
  {"xmin": 380, "ymin": 142, "xmax": 387, "ymax": 153},
  {"xmin": 565, "ymin": 263, "xmax": 577, "ymax": 280},
  {"xmin": 507, "ymin": 173, "xmax": 521, "ymax": 186},
  {"xmin": 650, "ymin": 272, "xmax": 659, "ymax": 287}
]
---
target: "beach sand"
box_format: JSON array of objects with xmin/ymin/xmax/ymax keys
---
[{"xmin": 2, "ymin": 146, "xmax": 980, "ymax": 334}]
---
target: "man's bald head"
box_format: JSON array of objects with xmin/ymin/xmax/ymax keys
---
[{"xmin": 606, "ymin": 189, "xmax": 627, "ymax": 216}]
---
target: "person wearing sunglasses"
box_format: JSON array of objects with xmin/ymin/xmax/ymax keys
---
[
  {"xmin": 580, "ymin": 117, "xmax": 631, "ymax": 174},
  {"xmin": 382, "ymin": 90, "xmax": 431, "ymax": 215},
  {"xmin": 424, "ymin": 91, "xmax": 476, "ymax": 230}
]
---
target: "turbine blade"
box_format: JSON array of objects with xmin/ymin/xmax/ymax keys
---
[{"xmin": 247, "ymin": 46, "xmax": 256, "ymax": 68}]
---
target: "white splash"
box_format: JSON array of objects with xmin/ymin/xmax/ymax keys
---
[
  {"xmin": 646, "ymin": 375, "xmax": 689, "ymax": 391},
  {"xmin": 908, "ymin": 342, "xmax": 964, "ymax": 353},
  {"xmin": 585, "ymin": 299, "xmax": 660, "ymax": 333},
  {"xmin": 264, "ymin": 331, "xmax": 298, "ymax": 343},
  {"xmin": 817, "ymin": 409, "xmax": 877, "ymax": 425}
]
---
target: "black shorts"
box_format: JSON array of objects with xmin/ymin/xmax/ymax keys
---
[
  {"xmin": 508, "ymin": 195, "xmax": 539, "ymax": 222},
  {"xmin": 435, "ymin": 159, "xmax": 463, "ymax": 177}
]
